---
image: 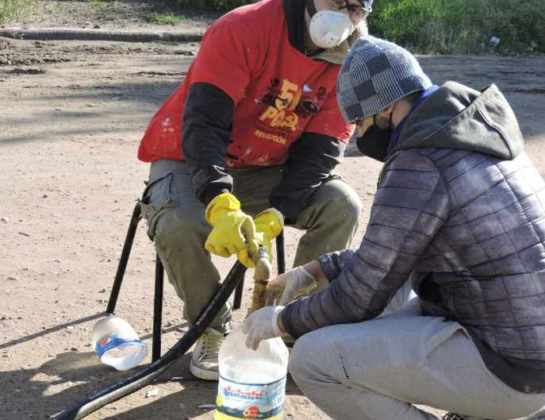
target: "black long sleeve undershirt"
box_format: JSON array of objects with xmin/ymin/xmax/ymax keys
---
[
  {"xmin": 182, "ymin": 82, "xmax": 345, "ymax": 221},
  {"xmin": 182, "ymin": 83, "xmax": 234, "ymax": 204}
]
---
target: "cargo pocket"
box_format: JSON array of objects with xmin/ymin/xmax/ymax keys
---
[{"xmin": 140, "ymin": 173, "xmax": 176, "ymax": 240}]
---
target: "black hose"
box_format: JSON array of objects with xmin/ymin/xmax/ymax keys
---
[{"xmin": 54, "ymin": 262, "xmax": 246, "ymax": 420}]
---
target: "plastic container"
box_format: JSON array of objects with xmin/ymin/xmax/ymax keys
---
[
  {"xmin": 214, "ymin": 329, "xmax": 289, "ymax": 419},
  {"xmin": 91, "ymin": 315, "xmax": 148, "ymax": 371}
]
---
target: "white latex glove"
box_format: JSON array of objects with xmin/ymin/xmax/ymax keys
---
[
  {"xmin": 242, "ymin": 305, "xmax": 285, "ymax": 350},
  {"xmin": 265, "ymin": 266, "xmax": 325, "ymax": 306}
]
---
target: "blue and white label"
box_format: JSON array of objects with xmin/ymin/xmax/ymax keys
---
[
  {"xmin": 95, "ymin": 335, "xmax": 140, "ymax": 357},
  {"xmin": 215, "ymin": 375, "xmax": 286, "ymax": 419}
]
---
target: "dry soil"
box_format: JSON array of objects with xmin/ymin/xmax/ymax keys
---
[{"xmin": 2, "ymin": 1, "xmax": 545, "ymax": 419}]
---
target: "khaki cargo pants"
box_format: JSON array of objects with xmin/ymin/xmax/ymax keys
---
[{"xmin": 140, "ymin": 159, "xmax": 362, "ymax": 333}]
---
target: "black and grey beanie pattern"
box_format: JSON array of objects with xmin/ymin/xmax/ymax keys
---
[{"xmin": 337, "ymin": 36, "xmax": 432, "ymax": 122}]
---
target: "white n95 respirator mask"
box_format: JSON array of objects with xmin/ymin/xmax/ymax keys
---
[{"xmin": 309, "ymin": 10, "xmax": 354, "ymax": 49}]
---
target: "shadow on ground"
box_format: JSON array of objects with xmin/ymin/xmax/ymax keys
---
[{"xmin": 2, "ymin": 342, "xmax": 305, "ymax": 420}]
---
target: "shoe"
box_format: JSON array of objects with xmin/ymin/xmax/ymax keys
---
[
  {"xmin": 443, "ymin": 415, "xmax": 465, "ymax": 420},
  {"xmin": 189, "ymin": 328, "xmax": 224, "ymax": 381},
  {"xmin": 281, "ymin": 334, "xmax": 295, "ymax": 348},
  {"xmin": 442, "ymin": 414, "xmax": 490, "ymax": 420}
]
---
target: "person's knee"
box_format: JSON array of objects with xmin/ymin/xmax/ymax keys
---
[
  {"xmin": 321, "ymin": 181, "xmax": 362, "ymax": 224},
  {"xmin": 288, "ymin": 334, "xmax": 316, "ymax": 383},
  {"xmin": 342, "ymin": 188, "xmax": 362, "ymax": 225},
  {"xmin": 289, "ymin": 330, "xmax": 340, "ymax": 384},
  {"xmin": 153, "ymin": 208, "xmax": 205, "ymax": 249}
]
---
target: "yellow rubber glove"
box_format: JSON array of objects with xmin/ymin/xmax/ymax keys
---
[
  {"xmin": 204, "ymin": 192, "xmax": 259, "ymax": 268},
  {"xmin": 256, "ymin": 208, "xmax": 284, "ymax": 254},
  {"xmin": 238, "ymin": 208, "xmax": 284, "ymax": 266}
]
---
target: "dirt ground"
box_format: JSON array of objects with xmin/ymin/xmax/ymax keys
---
[{"xmin": 1, "ymin": 1, "xmax": 545, "ymax": 419}]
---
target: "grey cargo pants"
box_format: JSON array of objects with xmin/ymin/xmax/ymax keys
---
[
  {"xmin": 289, "ymin": 299, "xmax": 545, "ymax": 420},
  {"xmin": 141, "ymin": 159, "xmax": 362, "ymax": 332}
]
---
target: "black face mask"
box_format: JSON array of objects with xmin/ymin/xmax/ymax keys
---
[
  {"xmin": 355, "ymin": 125, "xmax": 390, "ymax": 162},
  {"xmin": 355, "ymin": 110, "xmax": 394, "ymax": 162}
]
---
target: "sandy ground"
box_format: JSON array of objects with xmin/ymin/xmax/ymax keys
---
[{"xmin": 2, "ymin": 1, "xmax": 545, "ymax": 419}]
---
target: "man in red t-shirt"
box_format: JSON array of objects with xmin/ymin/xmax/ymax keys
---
[{"xmin": 137, "ymin": 0, "xmax": 373, "ymax": 380}]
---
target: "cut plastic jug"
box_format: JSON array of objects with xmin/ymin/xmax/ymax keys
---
[
  {"xmin": 215, "ymin": 328, "xmax": 289, "ymax": 419},
  {"xmin": 91, "ymin": 315, "xmax": 148, "ymax": 371}
]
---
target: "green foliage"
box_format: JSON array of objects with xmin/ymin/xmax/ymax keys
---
[
  {"xmin": 172, "ymin": 0, "xmax": 544, "ymax": 54},
  {"xmin": 0, "ymin": 0, "xmax": 32, "ymax": 24},
  {"xmin": 88, "ymin": 0, "xmax": 110, "ymax": 11},
  {"xmin": 1, "ymin": 0, "xmax": 542, "ymax": 54},
  {"xmin": 369, "ymin": 0, "xmax": 545, "ymax": 54},
  {"xmin": 147, "ymin": 12, "xmax": 187, "ymax": 25}
]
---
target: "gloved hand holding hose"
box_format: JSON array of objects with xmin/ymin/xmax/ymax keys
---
[
  {"xmin": 241, "ymin": 207, "xmax": 283, "ymax": 313},
  {"xmin": 237, "ymin": 207, "xmax": 284, "ymax": 268},
  {"xmin": 204, "ymin": 192, "xmax": 260, "ymax": 268},
  {"xmin": 265, "ymin": 263, "xmax": 328, "ymax": 305},
  {"xmin": 255, "ymin": 208, "xmax": 284, "ymax": 259},
  {"xmin": 243, "ymin": 261, "xmax": 329, "ymax": 349}
]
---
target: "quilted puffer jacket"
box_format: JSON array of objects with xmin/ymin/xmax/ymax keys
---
[{"xmin": 281, "ymin": 81, "xmax": 545, "ymax": 393}]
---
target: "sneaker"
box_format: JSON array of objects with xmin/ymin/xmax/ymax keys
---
[
  {"xmin": 189, "ymin": 328, "xmax": 224, "ymax": 381},
  {"xmin": 442, "ymin": 414, "xmax": 489, "ymax": 420},
  {"xmin": 281, "ymin": 334, "xmax": 295, "ymax": 348},
  {"xmin": 443, "ymin": 415, "xmax": 465, "ymax": 420}
]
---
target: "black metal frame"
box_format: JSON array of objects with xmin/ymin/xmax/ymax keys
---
[
  {"xmin": 58, "ymin": 262, "xmax": 247, "ymax": 420},
  {"xmin": 105, "ymin": 201, "xmax": 286, "ymax": 362}
]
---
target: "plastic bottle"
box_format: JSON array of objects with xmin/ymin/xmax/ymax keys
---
[
  {"xmin": 91, "ymin": 315, "xmax": 148, "ymax": 371},
  {"xmin": 214, "ymin": 329, "xmax": 289, "ymax": 420}
]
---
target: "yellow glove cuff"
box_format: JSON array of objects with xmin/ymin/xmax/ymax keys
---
[
  {"xmin": 205, "ymin": 192, "xmax": 240, "ymax": 225},
  {"xmin": 255, "ymin": 207, "xmax": 284, "ymax": 239}
]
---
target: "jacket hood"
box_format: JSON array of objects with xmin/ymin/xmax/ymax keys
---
[
  {"xmin": 395, "ymin": 81, "xmax": 524, "ymax": 159},
  {"xmin": 357, "ymin": 82, "xmax": 524, "ymax": 162}
]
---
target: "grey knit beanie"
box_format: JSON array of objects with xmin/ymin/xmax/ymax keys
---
[{"xmin": 337, "ymin": 36, "xmax": 432, "ymax": 122}]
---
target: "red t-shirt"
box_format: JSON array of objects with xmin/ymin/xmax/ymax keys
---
[{"xmin": 137, "ymin": 0, "xmax": 352, "ymax": 168}]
